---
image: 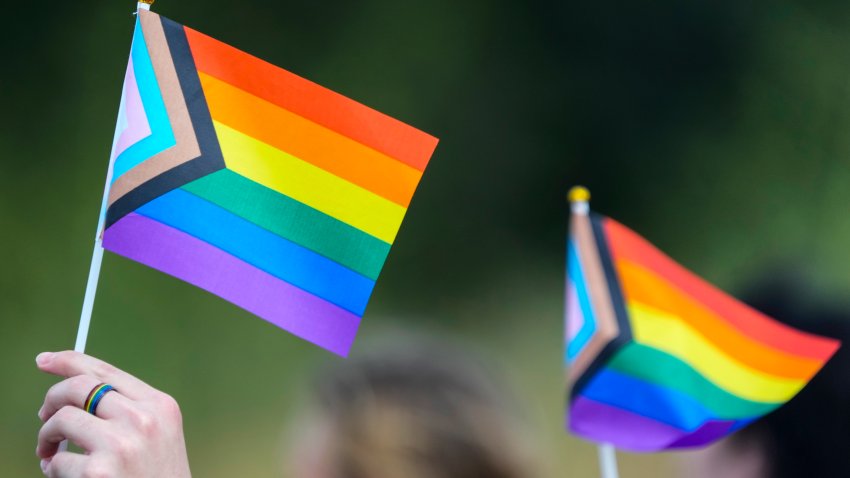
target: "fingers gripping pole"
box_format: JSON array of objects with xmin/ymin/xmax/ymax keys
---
[
  {"xmin": 597, "ymin": 444, "xmax": 620, "ymax": 478},
  {"xmin": 66, "ymin": 228, "xmax": 106, "ymax": 453},
  {"xmin": 67, "ymin": 151, "xmax": 113, "ymax": 456}
]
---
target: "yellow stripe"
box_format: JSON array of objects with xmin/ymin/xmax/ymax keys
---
[
  {"xmin": 214, "ymin": 121, "xmax": 407, "ymax": 243},
  {"xmin": 199, "ymin": 73, "xmax": 423, "ymax": 207},
  {"xmin": 85, "ymin": 384, "xmax": 108, "ymax": 412},
  {"xmin": 629, "ymin": 301, "xmax": 806, "ymax": 403}
]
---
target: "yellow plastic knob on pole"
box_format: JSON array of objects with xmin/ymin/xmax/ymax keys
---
[{"xmin": 568, "ymin": 186, "xmax": 591, "ymax": 204}]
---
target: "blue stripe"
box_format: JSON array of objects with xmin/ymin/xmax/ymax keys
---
[
  {"xmin": 135, "ymin": 188, "xmax": 376, "ymax": 315},
  {"xmin": 112, "ymin": 18, "xmax": 176, "ymax": 181},
  {"xmin": 730, "ymin": 418, "xmax": 755, "ymax": 432},
  {"xmin": 566, "ymin": 240, "xmax": 596, "ymax": 361},
  {"xmin": 582, "ymin": 368, "xmax": 738, "ymax": 432}
]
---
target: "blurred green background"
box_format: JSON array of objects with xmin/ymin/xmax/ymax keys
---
[{"xmin": 3, "ymin": 0, "xmax": 850, "ymax": 476}]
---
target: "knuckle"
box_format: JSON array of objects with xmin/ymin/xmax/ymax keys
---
[
  {"xmin": 54, "ymin": 405, "xmax": 77, "ymax": 422},
  {"xmin": 129, "ymin": 409, "xmax": 157, "ymax": 435},
  {"xmin": 113, "ymin": 435, "xmax": 142, "ymax": 460},
  {"xmin": 158, "ymin": 393, "xmax": 182, "ymax": 418}
]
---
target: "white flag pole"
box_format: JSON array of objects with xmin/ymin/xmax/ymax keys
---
[
  {"xmin": 73, "ymin": 135, "xmax": 117, "ymax": 353},
  {"xmin": 74, "ymin": 237, "xmax": 106, "ymax": 353},
  {"xmin": 74, "ymin": 0, "xmax": 155, "ymax": 354},
  {"xmin": 73, "ymin": 116, "xmax": 114, "ymax": 354},
  {"xmin": 597, "ymin": 443, "xmax": 620, "ymax": 478},
  {"xmin": 76, "ymin": 0, "xmax": 156, "ymax": 353},
  {"xmin": 567, "ymin": 186, "xmax": 621, "ymax": 478}
]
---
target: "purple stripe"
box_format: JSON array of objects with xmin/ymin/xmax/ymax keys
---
[
  {"xmin": 103, "ymin": 213, "xmax": 360, "ymax": 356},
  {"xmin": 569, "ymin": 396, "xmax": 684, "ymax": 451},
  {"xmin": 666, "ymin": 420, "xmax": 738, "ymax": 449},
  {"xmin": 569, "ymin": 396, "xmax": 737, "ymax": 451}
]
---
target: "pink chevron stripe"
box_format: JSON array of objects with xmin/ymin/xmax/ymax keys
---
[
  {"xmin": 566, "ymin": 278, "xmax": 584, "ymax": 342},
  {"xmin": 112, "ymin": 57, "xmax": 152, "ymax": 161}
]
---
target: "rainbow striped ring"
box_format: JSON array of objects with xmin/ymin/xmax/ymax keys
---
[{"xmin": 84, "ymin": 383, "xmax": 116, "ymax": 416}]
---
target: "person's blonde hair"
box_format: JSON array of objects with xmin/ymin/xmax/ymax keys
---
[{"xmin": 314, "ymin": 342, "xmax": 535, "ymax": 478}]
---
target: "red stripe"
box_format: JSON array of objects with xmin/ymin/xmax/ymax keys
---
[
  {"xmin": 603, "ymin": 218, "xmax": 841, "ymax": 361},
  {"xmin": 183, "ymin": 27, "xmax": 438, "ymax": 171}
]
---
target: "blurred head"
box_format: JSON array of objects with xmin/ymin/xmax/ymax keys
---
[
  {"xmin": 291, "ymin": 340, "xmax": 535, "ymax": 478},
  {"xmin": 686, "ymin": 276, "xmax": 850, "ymax": 478}
]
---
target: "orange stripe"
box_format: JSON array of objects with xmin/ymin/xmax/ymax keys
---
[
  {"xmin": 184, "ymin": 27, "xmax": 438, "ymax": 172},
  {"xmin": 603, "ymin": 218, "xmax": 841, "ymax": 361},
  {"xmin": 199, "ymin": 73, "xmax": 422, "ymax": 207},
  {"xmin": 618, "ymin": 260, "xmax": 824, "ymax": 380}
]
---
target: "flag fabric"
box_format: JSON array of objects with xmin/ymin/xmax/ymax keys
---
[
  {"xmin": 564, "ymin": 208, "xmax": 840, "ymax": 451},
  {"xmin": 101, "ymin": 10, "xmax": 438, "ymax": 356}
]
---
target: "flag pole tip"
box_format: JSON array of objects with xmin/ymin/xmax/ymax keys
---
[
  {"xmin": 137, "ymin": 0, "xmax": 154, "ymax": 10},
  {"xmin": 568, "ymin": 186, "xmax": 591, "ymax": 204}
]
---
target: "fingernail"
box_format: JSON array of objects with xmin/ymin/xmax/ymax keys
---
[
  {"xmin": 40, "ymin": 458, "xmax": 48, "ymax": 473},
  {"xmin": 36, "ymin": 353, "xmax": 53, "ymax": 366},
  {"xmin": 37, "ymin": 406, "xmax": 44, "ymax": 420}
]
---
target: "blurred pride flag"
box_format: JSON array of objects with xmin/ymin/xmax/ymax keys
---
[
  {"xmin": 564, "ymin": 190, "xmax": 839, "ymax": 451},
  {"xmin": 100, "ymin": 10, "xmax": 438, "ymax": 356}
]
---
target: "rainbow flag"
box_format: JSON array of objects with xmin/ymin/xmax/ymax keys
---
[
  {"xmin": 100, "ymin": 10, "xmax": 438, "ymax": 356},
  {"xmin": 564, "ymin": 202, "xmax": 840, "ymax": 451}
]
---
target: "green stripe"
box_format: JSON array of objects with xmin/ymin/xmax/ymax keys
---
[
  {"xmin": 607, "ymin": 343, "xmax": 781, "ymax": 419},
  {"xmin": 181, "ymin": 169, "xmax": 391, "ymax": 280}
]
